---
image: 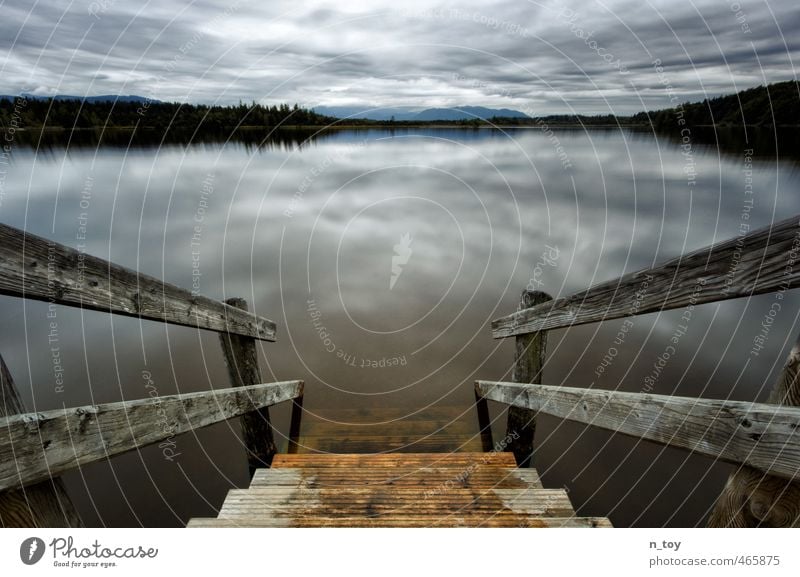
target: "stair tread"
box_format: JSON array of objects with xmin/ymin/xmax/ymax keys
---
[
  {"xmin": 272, "ymin": 452, "xmax": 516, "ymax": 468},
  {"xmin": 218, "ymin": 487, "xmax": 575, "ymax": 518},
  {"xmin": 250, "ymin": 467, "xmax": 542, "ymax": 489},
  {"xmin": 186, "ymin": 452, "xmax": 607, "ymax": 528},
  {"xmin": 188, "ymin": 516, "xmax": 613, "ymax": 528}
]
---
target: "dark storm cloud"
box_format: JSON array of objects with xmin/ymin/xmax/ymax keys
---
[{"xmin": 0, "ymin": 0, "xmax": 796, "ymax": 113}]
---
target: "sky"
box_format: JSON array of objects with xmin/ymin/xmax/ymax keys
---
[{"xmin": 1, "ymin": 0, "xmax": 797, "ymax": 115}]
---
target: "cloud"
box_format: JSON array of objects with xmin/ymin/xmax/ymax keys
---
[{"xmin": 0, "ymin": 0, "xmax": 796, "ymax": 113}]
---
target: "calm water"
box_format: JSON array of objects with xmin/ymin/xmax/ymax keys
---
[{"xmin": 1, "ymin": 127, "xmax": 799, "ymax": 527}]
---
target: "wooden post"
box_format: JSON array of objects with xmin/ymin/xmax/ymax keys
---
[
  {"xmin": 475, "ymin": 388, "xmax": 494, "ymax": 453},
  {"xmin": 708, "ymin": 333, "xmax": 800, "ymax": 527},
  {"xmin": 506, "ymin": 290, "xmax": 551, "ymax": 467},
  {"xmin": 0, "ymin": 354, "xmax": 83, "ymax": 527},
  {"xmin": 219, "ymin": 298, "xmax": 277, "ymax": 476},
  {"xmin": 287, "ymin": 396, "xmax": 304, "ymax": 455}
]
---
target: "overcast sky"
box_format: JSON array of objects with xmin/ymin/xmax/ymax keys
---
[{"xmin": 1, "ymin": 0, "xmax": 797, "ymax": 114}]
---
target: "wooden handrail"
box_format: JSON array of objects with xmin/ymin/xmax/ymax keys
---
[
  {"xmin": 492, "ymin": 214, "xmax": 800, "ymax": 338},
  {"xmin": 475, "ymin": 380, "xmax": 800, "ymax": 481},
  {"xmin": 0, "ymin": 223, "xmax": 276, "ymax": 341},
  {"xmin": 0, "ymin": 380, "xmax": 303, "ymax": 492}
]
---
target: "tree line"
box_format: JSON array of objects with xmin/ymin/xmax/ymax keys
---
[{"xmin": 0, "ymin": 98, "xmax": 333, "ymax": 133}]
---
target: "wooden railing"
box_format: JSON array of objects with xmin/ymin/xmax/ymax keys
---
[
  {"xmin": 476, "ymin": 214, "xmax": 800, "ymax": 527},
  {"xmin": 0, "ymin": 223, "xmax": 304, "ymax": 528}
]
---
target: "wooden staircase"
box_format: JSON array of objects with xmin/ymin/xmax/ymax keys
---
[{"xmin": 188, "ymin": 452, "xmax": 611, "ymax": 527}]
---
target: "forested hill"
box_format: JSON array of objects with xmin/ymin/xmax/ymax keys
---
[
  {"xmin": 632, "ymin": 80, "xmax": 799, "ymax": 128},
  {"xmin": 0, "ymin": 97, "xmax": 333, "ymax": 131},
  {"xmin": 1, "ymin": 80, "xmax": 798, "ymax": 134}
]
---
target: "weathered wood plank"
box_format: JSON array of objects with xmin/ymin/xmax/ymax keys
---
[
  {"xmin": 709, "ymin": 333, "xmax": 800, "ymax": 527},
  {"xmin": 0, "ymin": 222, "xmax": 276, "ymax": 340},
  {"xmin": 507, "ymin": 290, "xmax": 551, "ymax": 467},
  {"xmin": 492, "ymin": 214, "xmax": 800, "ymax": 338},
  {"xmin": 187, "ymin": 515, "xmax": 613, "ymax": 528},
  {"xmin": 0, "ymin": 380, "xmax": 303, "ymax": 492},
  {"xmin": 476, "ymin": 381, "xmax": 800, "ymax": 480},
  {"xmin": 219, "ymin": 297, "xmax": 278, "ymax": 474},
  {"xmin": 271, "ymin": 452, "xmax": 518, "ymax": 468},
  {"xmin": 0, "ymin": 354, "xmax": 83, "ymax": 527},
  {"xmin": 249, "ymin": 466, "xmax": 543, "ymax": 489},
  {"xmin": 217, "ymin": 487, "xmax": 575, "ymax": 518}
]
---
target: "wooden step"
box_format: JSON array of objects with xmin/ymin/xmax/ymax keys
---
[
  {"xmin": 187, "ymin": 452, "xmax": 612, "ymax": 528},
  {"xmin": 188, "ymin": 516, "xmax": 613, "ymax": 528},
  {"xmin": 272, "ymin": 452, "xmax": 517, "ymax": 468},
  {"xmin": 249, "ymin": 466, "xmax": 542, "ymax": 489},
  {"xmin": 218, "ymin": 487, "xmax": 575, "ymax": 518}
]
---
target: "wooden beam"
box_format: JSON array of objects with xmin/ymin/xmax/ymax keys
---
[
  {"xmin": 475, "ymin": 381, "xmax": 800, "ymax": 480},
  {"xmin": 709, "ymin": 334, "xmax": 800, "ymax": 527},
  {"xmin": 0, "ymin": 222, "xmax": 276, "ymax": 341},
  {"xmin": 492, "ymin": 214, "xmax": 800, "ymax": 338},
  {"xmin": 219, "ymin": 297, "xmax": 279, "ymax": 475},
  {"xmin": 0, "ymin": 354, "xmax": 83, "ymax": 527},
  {"xmin": 0, "ymin": 380, "xmax": 303, "ymax": 492},
  {"xmin": 506, "ymin": 290, "xmax": 551, "ymax": 467}
]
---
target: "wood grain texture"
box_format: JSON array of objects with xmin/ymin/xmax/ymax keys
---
[
  {"xmin": 506, "ymin": 290, "xmax": 551, "ymax": 467},
  {"xmin": 0, "ymin": 354, "xmax": 83, "ymax": 527},
  {"xmin": 492, "ymin": 214, "xmax": 800, "ymax": 338},
  {"xmin": 708, "ymin": 335, "xmax": 800, "ymax": 527},
  {"xmin": 0, "ymin": 380, "xmax": 303, "ymax": 491},
  {"xmin": 0, "ymin": 222, "xmax": 276, "ymax": 340},
  {"xmin": 476, "ymin": 381, "xmax": 800, "ymax": 480},
  {"xmin": 188, "ymin": 451, "xmax": 609, "ymax": 528},
  {"xmin": 219, "ymin": 297, "xmax": 278, "ymax": 475},
  {"xmin": 187, "ymin": 516, "xmax": 613, "ymax": 528},
  {"xmin": 271, "ymin": 452, "xmax": 518, "ymax": 468},
  {"xmin": 217, "ymin": 486, "xmax": 575, "ymax": 518},
  {"xmin": 249, "ymin": 466, "xmax": 543, "ymax": 489}
]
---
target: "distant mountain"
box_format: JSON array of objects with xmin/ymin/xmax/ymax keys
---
[
  {"xmin": 0, "ymin": 94, "xmax": 157, "ymax": 104},
  {"xmin": 414, "ymin": 106, "xmax": 529, "ymax": 121},
  {"xmin": 313, "ymin": 106, "xmax": 417, "ymax": 121},
  {"xmin": 314, "ymin": 105, "xmax": 529, "ymax": 121}
]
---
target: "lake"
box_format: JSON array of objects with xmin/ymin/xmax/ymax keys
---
[{"xmin": 1, "ymin": 126, "xmax": 799, "ymax": 527}]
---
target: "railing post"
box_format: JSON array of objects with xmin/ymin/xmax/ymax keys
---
[
  {"xmin": 0, "ymin": 354, "xmax": 83, "ymax": 527},
  {"xmin": 708, "ymin": 332, "xmax": 800, "ymax": 527},
  {"xmin": 506, "ymin": 290, "xmax": 551, "ymax": 468},
  {"xmin": 219, "ymin": 298, "xmax": 277, "ymax": 476},
  {"xmin": 475, "ymin": 387, "xmax": 495, "ymax": 453},
  {"xmin": 287, "ymin": 395, "xmax": 304, "ymax": 454}
]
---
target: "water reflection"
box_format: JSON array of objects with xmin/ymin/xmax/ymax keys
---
[{"xmin": 0, "ymin": 127, "xmax": 798, "ymax": 527}]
